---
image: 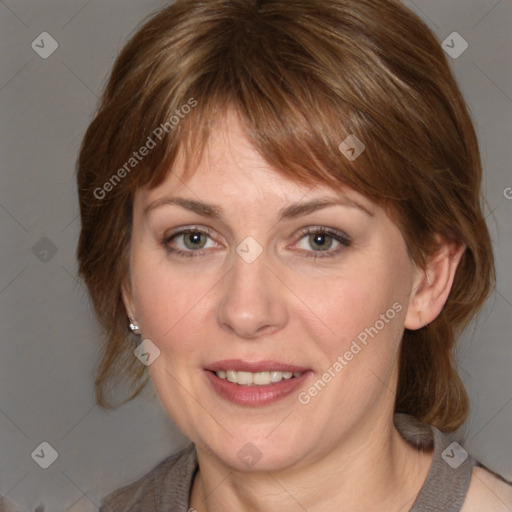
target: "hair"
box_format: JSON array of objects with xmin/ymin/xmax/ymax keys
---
[{"xmin": 76, "ymin": 0, "xmax": 495, "ymax": 431}]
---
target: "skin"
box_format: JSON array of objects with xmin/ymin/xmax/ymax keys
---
[
  {"xmin": 462, "ymin": 468, "xmax": 512, "ymax": 512},
  {"xmin": 123, "ymin": 111, "xmax": 468, "ymax": 511}
]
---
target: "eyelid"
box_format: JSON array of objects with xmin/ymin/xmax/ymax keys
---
[
  {"xmin": 162, "ymin": 225, "xmax": 352, "ymax": 259},
  {"xmin": 162, "ymin": 225, "xmax": 216, "ymax": 243},
  {"xmin": 289, "ymin": 226, "xmax": 352, "ymax": 258},
  {"xmin": 161, "ymin": 225, "xmax": 223, "ymax": 255},
  {"xmin": 294, "ymin": 225, "xmax": 351, "ymax": 242}
]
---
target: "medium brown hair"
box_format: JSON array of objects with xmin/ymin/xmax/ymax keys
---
[{"xmin": 76, "ymin": 0, "xmax": 495, "ymax": 431}]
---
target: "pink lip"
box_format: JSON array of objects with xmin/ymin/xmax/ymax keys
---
[
  {"xmin": 206, "ymin": 359, "xmax": 310, "ymax": 373},
  {"xmin": 204, "ymin": 362, "xmax": 312, "ymax": 407}
]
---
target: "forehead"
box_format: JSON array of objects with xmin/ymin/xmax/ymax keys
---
[{"xmin": 136, "ymin": 112, "xmax": 376, "ymax": 216}]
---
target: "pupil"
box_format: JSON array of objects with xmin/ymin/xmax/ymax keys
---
[
  {"xmin": 310, "ymin": 233, "xmax": 331, "ymax": 251},
  {"xmin": 185, "ymin": 232, "xmax": 205, "ymax": 249}
]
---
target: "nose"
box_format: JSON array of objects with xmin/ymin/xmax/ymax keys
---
[{"xmin": 216, "ymin": 249, "xmax": 289, "ymax": 339}]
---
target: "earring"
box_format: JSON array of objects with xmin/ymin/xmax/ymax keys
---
[{"xmin": 128, "ymin": 318, "xmax": 141, "ymax": 335}]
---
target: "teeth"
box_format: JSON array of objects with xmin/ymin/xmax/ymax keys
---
[
  {"xmin": 254, "ymin": 371, "xmax": 271, "ymax": 385},
  {"xmin": 214, "ymin": 369, "xmax": 304, "ymax": 386},
  {"xmin": 237, "ymin": 371, "xmax": 253, "ymax": 385},
  {"xmin": 270, "ymin": 370, "xmax": 282, "ymax": 383}
]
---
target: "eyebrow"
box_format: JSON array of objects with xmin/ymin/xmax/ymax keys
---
[{"xmin": 143, "ymin": 195, "xmax": 374, "ymax": 221}]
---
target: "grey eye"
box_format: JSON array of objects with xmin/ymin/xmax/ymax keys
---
[
  {"xmin": 308, "ymin": 233, "xmax": 334, "ymax": 251},
  {"xmin": 182, "ymin": 231, "xmax": 208, "ymax": 250}
]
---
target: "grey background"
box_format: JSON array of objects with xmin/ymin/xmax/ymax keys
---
[{"xmin": 0, "ymin": 1, "xmax": 511, "ymax": 510}]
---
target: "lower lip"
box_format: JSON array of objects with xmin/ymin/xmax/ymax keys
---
[{"xmin": 204, "ymin": 370, "xmax": 311, "ymax": 406}]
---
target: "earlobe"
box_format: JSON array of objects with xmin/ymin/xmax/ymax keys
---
[
  {"xmin": 122, "ymin": 279, "xmax": 141, "ymax": 334},
  {"xmin": 121, "ymin": 277, "xmax": 136, "ymax": 320},
  {"xmin": 404, "ymin": 238, "xmax": 466, "ymax": 331}
]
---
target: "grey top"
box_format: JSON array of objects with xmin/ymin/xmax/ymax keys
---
[{"xmin": 97, "ymin": 414, "xmax": 482, "ymax": 512}]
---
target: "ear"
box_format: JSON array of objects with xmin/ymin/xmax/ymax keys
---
[{"xmin": 404, "ymin": 236, "xmax": 466, "ymax": 330}]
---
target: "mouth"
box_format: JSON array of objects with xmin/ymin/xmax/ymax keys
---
[
  {"xmin": 213, "ymin": 369, "xmax": 304, "ymax": 386},
  {"xmin": 204, "ymin": 359, "xmax": 312, "ymax": 406}
]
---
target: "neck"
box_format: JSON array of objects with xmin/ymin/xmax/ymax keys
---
[{"xmin": 189, "ymin": 413, "xmax": 433, "ymax": 512}]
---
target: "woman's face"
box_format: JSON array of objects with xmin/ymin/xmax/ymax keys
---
[{"xmin": 124, "ymin": 114, "xmax": 421, "ymax": 471}]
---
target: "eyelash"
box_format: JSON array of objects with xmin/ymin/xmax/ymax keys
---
[
  {"xmin": 161, "ymin": 226, "xmax": 352, "ymax": 259},
  {"xmin": 293, "ymin": 227, "xmax": 352, "ymax": 258}
]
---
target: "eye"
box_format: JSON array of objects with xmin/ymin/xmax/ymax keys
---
[
  {"xmin": 162, "ymin": 226, "xmax": 351, "ymax": 259},
  {"xmin": 293, "ymin": 227, "xmax": 351, "ymax": 258},
  {"xmin": 162, "ymin": 227, "xmax": 219, "ymax": 257}
]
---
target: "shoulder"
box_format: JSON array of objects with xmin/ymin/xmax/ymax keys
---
[
  {"xmin": 461, "ymin": 466, "xmax": 512, "ymax": 512},
  {"xmin": 99, "ymin": 443, "xmax": 197, "ymax": 512},
  {"xmin": 395, "ymin": 414, "xmax": 511, "ymax": 512},
  {"xmin": 0, "ymin": 496, "xmax": 23, "ymax": 512}
]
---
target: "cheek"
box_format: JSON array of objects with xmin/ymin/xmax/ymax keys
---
[
  {"xmin": 295, "ymin": 265, "xmax": 396, "ymax": 333},
  {"xmin": 129, "ymin": 250, "xmax": 204, "ymax": 343},
  {"xmin": 291, "ymin": 256, "xmax": 408, "ymax": 371},
  {"xmin": 129, "ymin": 252, "xmax": 228, "ymax": 371}
]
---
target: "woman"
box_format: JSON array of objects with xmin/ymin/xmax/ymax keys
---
[{"xmin": 76, "ymin": 0, "xmax": 512, "ymax": 510}]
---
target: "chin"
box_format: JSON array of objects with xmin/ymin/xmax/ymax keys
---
[{"xmin": 198, "ymin": 429, "xmax": 310, "ymax": 473}]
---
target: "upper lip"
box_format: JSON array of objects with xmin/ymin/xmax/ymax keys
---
[{"xmin": 206, "ymin": 359, "xmax": 310, "ymax": 373}]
